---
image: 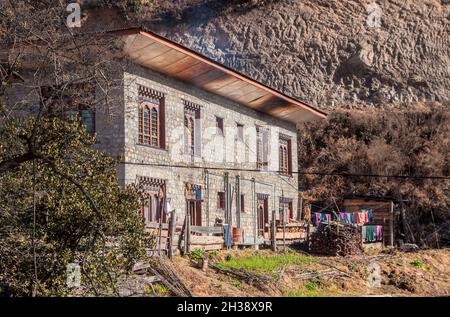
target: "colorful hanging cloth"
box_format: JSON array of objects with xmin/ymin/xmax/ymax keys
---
[
  {"xmin": 376, "ymin": 225, "xmax": 383, "ymax": 241},
  {"xmin": 314, "ymin": 213, "xmax": 321, "ymax": 225},
  {"xmin": 367, "ymin": 209, "xmax": 374, "ymax": 222}
]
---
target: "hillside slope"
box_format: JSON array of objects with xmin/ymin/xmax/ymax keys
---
[{"xmin": 141, "ymin": 0, "xmax": 449, "ymax": 110}]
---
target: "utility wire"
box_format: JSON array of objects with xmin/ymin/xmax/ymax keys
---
[{"xmin": 117, "ymin": 161, "xmax": 450, "ymax": 180}]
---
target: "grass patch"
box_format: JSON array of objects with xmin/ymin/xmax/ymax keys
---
[
  {"xmin": 284, "ymin": 279, "xmax": 329, "ymax": 297},
  {"xmin": 216, "ymin": 251, "xmax": 314, "ymax": 272},
  {"xmin": 409, "ymin": 259, "xmax": 431, "ymax": 271},
  {"xmin": 410, "ymin": 259, "xmax": 423, "ymax": 268}
]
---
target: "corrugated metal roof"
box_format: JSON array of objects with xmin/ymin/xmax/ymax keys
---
[{"xmin": 112, "ymin": 28, "xmax": 327, "ymax": 123}]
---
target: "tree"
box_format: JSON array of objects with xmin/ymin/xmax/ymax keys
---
[
  {"xmin": 0, "ymin": 118, "xmax": 152, "ymax": 296},
  {"xmin": 0, "ymin": 1, "xmax": 154, "ymax": 296}
]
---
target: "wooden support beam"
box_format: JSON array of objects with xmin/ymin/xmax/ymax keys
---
[{"xmin": 167, "ymin": 212, "xmax": 175, "ymax": 259}]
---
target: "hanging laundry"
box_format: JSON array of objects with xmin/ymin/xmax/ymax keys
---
[
  {"xmin": 339, "ymin": 213, "xmax": 346, "ymax": 222},
  {"xmin": 376, "ymin": 225, "xmax": 383, "ymax": 241},
  {"xmin": 365, "ymin": 225, "xmax": 375, "ymax": 242},
  {"xmin": 314, "ymin": 213, "xmax": 321, "ymax": 225},
  {"xmin": 195, "ymin": 188, "xmax": 202, "ymax": 200},
  {"xmin": 367, "ymin": 209, "xmax": 374, "ymax": 222},
  {"xmin": 355, "ymin": 211, "xmax": 369, "ymax": 226},
  {"xmin": 345, "ymin": 213, "xmax": 353, "ymax": 224},
  {"xmin": 363, "ymin": 225, "xmax": 383, "ymax": 242}
]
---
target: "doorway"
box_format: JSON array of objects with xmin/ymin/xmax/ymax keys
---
[
  {"xmin": 257, "ymin": 195, "xmax": 269, "ymax": 236},
  {"xmin": 187, "ymin": 200, "xmax": 202, "ymax": 226}
]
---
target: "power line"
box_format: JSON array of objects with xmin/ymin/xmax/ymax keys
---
[{"xmin": 117, "ymin": 161, "xmax": 450, "ymax": 181}]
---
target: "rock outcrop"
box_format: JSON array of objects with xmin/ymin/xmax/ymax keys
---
[{"xmin": 142, "ymin": 0, "xmax": 449, "ymax": 110}]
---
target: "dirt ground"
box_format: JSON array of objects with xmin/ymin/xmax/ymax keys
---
[{"xmin": 171, "ymin": 248, "xmax": 450, "ymax": 297}]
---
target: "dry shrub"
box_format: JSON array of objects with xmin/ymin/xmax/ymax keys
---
[{"xmin": 298, "ymin": 102, "xmax": 450, "ymax": 247}]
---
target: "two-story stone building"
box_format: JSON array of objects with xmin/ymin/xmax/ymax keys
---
[{"xmin": 94, "ymin": 28, "xmax": 326, "ymax": 245}]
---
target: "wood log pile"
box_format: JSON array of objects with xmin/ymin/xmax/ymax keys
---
[
  {"xmin": 137, "ymin": 256, "xmax": 192, "ymax": 297},
  {"xmin": 310, "ymin": 222, "xmax": 363, "ymax": 256}
]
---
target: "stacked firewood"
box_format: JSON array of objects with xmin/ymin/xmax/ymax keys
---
[{"xmin": 310, "ymin": 222, "xmax": 363, "ymax": 256}]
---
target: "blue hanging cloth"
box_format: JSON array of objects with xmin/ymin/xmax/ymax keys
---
[{"xmin": 223, "ymin": 224, "xmax": 232, "ymax": 247}]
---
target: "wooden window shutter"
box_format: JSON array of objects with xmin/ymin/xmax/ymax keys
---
[
  {"xmin": 262, "ymin": 128, "xmax": 269, "ymax": 170},
  {"xmin": 150, "ymin": 107, "xmax": 158, "ymax": 146},
  {"xmin": 138, "ymin": 107, "xmax": 144, "ymax": 144},
  {"xmin": 287, "ymin": 139, "xmax": 292, "ymax": 175},
  {"xmin": 159, "ymin": 97, "xmax": 165, "ymax": 149},
  {"xmin": 218, "ymin": 192, "xmax": 225, "ymax": 209},
  {"xmin": 194, "ymin": 109, "xmax": 201, "ymax": 157},
  {"xmin": 256, "ymin": 126, "xmax": 263, "ymax": 169},
  {"xmin": 184, "ymin": 115, "xmax": 189, "ymax": 154}
]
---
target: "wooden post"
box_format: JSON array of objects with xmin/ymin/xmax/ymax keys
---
[
  {"xmin": 252, "ymin": 178, "xmax": 257, "ymax": 245},
  {"xmin": 167, "ymin": 211, "xmax": 175, "ymax": 259},
  {"xmin": 236, "ymin": 175, "xmax": 241, "ymax": 229},
  {"xmin": 205, "ymin": 169, "xmax": 210, "ymax": 227},
  {"xmin": 182, "ymin": 205, "xmax": 189, "ymax": 255},
  {"xmin": 282, "ymin": 214, "xmax": 286, "ymax": 252},
  {"xmin": 178, "ymin": 215, "xmax": 186, "ymax": 255},
  {"xmin": 305, "ymin": 203, "xmax": 310, "ymax": 251},
  {"xmin": 298, "ymin": 196, "xmax": 303, "ymax": 221},
  {"xmin": 282, "ymin": 190, "xmax": 286, "ymax": 252},
  {"xmin": 389, "ymin": 201, "xmax": 394, "ymax": 247},
  {"xmin": 271, "ymin": 209, "xmax": 276, "ymax": 252},
  {"xmin": 158, "ymin": 193, "xmax": 165, "ymax": 254},
  {"xmin": 186, "ymin": 212, "xmax": 191, "ymax": 254}
]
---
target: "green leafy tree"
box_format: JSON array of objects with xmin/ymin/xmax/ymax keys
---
[{"xmin": 0, "ymin": 118, "xmax": 152, "ymax": 296}]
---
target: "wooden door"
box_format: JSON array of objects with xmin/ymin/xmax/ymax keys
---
[
  {"xmin": 257, "ymin": 197, "xmax": 269, "ymax": 236},
  {"xmin": 187, "ymin": 200, "xmax": 202, "ymax": 226}
]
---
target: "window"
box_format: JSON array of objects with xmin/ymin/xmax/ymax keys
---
[
  {"xmin": 41, "ymin": 83, "xmax": 96, "ymax": 134},
  {"xmin": 218, "ymin": 192, "xmax": 225, "ymax": 209},
  {"xmin": 139, "ymin": 177, "xmax": 166, "ymax": 224},
  {"xmin": 216, "ymin": 116, "xmax": 224, "ymax": 136},
  {"xmin": 237, "ymin": 123, "xmax": 244, "ymax": 141},
  {"xmin": 184, "ymin": 101, "xmax": 201, "ymax": 157},
  {"xmin": 138, "ymin": 86, "xmax": 165, "ymax": 148},
  {"xmin": 279, "ymin": 135, "xmax": 292, "ymax": 175},
  {"xmin": 256, "ymin": 126, "xmax": 269, "ymax": 170},
  {"xmin": 279, "ymin": 198, "xmax": 293, "ymax": 223},
  {"xmin": 240, "ymin": 194, "xmax": 245, "ymax": 212}
]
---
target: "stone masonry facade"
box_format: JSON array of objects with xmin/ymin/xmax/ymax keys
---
[{"xmin": 96, "ymin": 63, "xmax": 299, "ymax": 244}]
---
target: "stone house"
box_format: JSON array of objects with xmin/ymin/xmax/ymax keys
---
[
  {"xmin": 93, "ymin": 28, "xmax": 325, "ymax": 245},
  {"xmin": 3, "ymin": 27, "xmax": 326, "ymax": 246}
]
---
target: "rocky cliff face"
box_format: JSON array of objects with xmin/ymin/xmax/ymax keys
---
[{"xmin": 143, "ymin": 0, "xmax": 449, "ymax": 110}]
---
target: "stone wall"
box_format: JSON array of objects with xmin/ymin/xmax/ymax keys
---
[{"xmin": 103, "ymin": 63, "xmax": 300, "ymax": 244}]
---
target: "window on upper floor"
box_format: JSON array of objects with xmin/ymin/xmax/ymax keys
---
[
  {"xmin": 138, "ymin": 86, "xmax": 165, "ymax": 149},
  {"xmin": 184, "ymin": 100, "xmax": 201, "ymax": 157},
  {"xmin": 279, "ymin": 134, "xmax": 292, "ymax": 175},
  {"xmin": 216, "ymin": 116, "xmax": 224, "ymax": 136},
  {"xmin": 256, "ymin": 126, "xmax": 269, "ymax": 170},
  {"xmin": 218, "ymin": 192, "xmax": 225, "ymax": 210},
  {"xmin": 237, "ymin": 123, "xmax": 244, "ymax": 141},
  {"xmin": 41, "ymin": 82, "xmax": 96, "ymax": 134}
]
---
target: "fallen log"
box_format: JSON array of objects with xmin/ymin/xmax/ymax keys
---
[{"xmin": 210, "ymin": 263, "xmax": 274, "ymax": 292}]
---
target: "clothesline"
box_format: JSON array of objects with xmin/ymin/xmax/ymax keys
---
[{"xmin": 313, "ymin": 209, "xmax": 375, "ymax": 226}]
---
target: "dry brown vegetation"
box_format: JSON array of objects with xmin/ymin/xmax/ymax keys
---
[
  {"xmin": 171, "ymin": 248, "xmax": 450, "ymax": 297},
  {"xmin": 298, "ymin": 103, "xmax": 450, "ymax": 247}
]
